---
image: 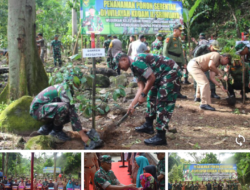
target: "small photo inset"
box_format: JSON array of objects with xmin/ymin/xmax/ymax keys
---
[
  {"xmin": 0, "ymin": 152, "xmax": 81, "ymax": 190},
  {"xmin": 84, "ymin": 152, "xmax": 165, "ymax": 190},
  {"xmin": 168, "ymin": 152, "xmax": 248, "ymax": 190}
]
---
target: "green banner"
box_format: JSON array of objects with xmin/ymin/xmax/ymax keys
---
[
  {"xmin": 80, "ymin": 0, "xmax": 183, "ymax": 35},
  {"xmin": 183, "ymin": 164, "xmax": 238, "ymax": 181}
]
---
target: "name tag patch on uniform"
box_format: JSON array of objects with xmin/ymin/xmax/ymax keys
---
[{"xmin": 174, "ymin": 44, "xmax": 178, "ymax": 47}]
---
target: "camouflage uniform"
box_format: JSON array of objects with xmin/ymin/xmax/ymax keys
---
[
  {"xmin": 103, "ymin": 38, "xmax": 111, "ymax": 68},
  {"xmin": 213, "ymin": 182, "xmax": 218, "ymax": 190},
  {"xmin": 42, "ymin": 181, "xmax": 49, "ymax": 190},
  {"xmin": 176, "ymin": 183, "xmax": 182, "ymax": 190},
  {"xmin": 226, "ymin": 62, "xmax": 250, "ymax": 97},
  {"xmin": 194, "ymin": 183, "xmax": 199, "ymax": 190},
  {"xmin": 29, "ymin": 83, "xmax": 82, "ymax": 131},
  {"xmin": 189, "ymin": 183, "xmax": 194, "ymax": 190},
  {"xmin": 94, "ymin": 167, "xmax": 119, "ymax": 190},
  {"xmin": 232, "ymin": 182, "xmax": 238, "ymax": 190},
  {"xmin": 157, "ymin": 156, "xmax": 165, "ymax": 190},
  {"xmin": 51, "ymin": 40, "xmax": 62, "ymax": 66},
  {"xmin": 151, "ymin": 39, "xmax": 163, "ymax": 55},
  {"xmin": 82, "ymin": 16, "xmax": 103, "ymax": 32},
  {"xmin": 182, "ymin": 39, "xmax": 189, "ymax": 79},
  {"xmin": 130, "ymin": 54, "xmax": 182, "ymax": 131}
]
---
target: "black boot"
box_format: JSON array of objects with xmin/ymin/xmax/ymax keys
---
[
  {"xmin": 49, "ymin": 125, "xmax": 71, "ymax": 142},
  {"xmin": 194, "ymin": 97, "xmax": 201, "ymax": 102},
  {"xmin": 37, "ymin": 124, "xmax": 53, "ymax": 135},
  {"xmin": 183, "ymin": 77, "xmax": 191, "ymax": 84},
  {"xmin": 144, "ymin": 130, "xmax": 167, "ymax": 146},
  {"xmin": 177, "ymin": 85, "xmax": 187, "ymax": 99},
  {"xmin": 135, "ymin": 118, "xmax": 155, "ymax": 134},
  {"xmin": 211, "ymin": 89, "xmax": 220, "ymax": 99}
]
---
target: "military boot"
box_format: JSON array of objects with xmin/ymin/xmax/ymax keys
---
[
  {"xmin": 37, "ymin": 123, "xmax": 53, "ymax": 135},
  {"xmin": 177, "ymin": 86, "xmax": 187, "ymax": 99},
  {"xmin": 49, "ymin": 125, "xmax": 71, "ymax": 142},
  {"xmin": 183, "ymin": 77, "xmax": 191, "ymax": 84},
  {"xmin": 211, "ymin": 89, "xmax": 220, "ymax": 99},
  {"xmin": 135, "ymin": 117, "xmax": 155, "ymax": 134},
  {"xmin": 144, "ymin": 130, "xmax": 167, "ymax": 146}
]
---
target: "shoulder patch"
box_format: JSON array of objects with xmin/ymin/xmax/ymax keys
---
[{"xmin": 166, "ymin": 38, "xmax": 170, "ymax": 43}]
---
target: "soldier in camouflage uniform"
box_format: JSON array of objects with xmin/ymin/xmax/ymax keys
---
[
  {"xmin": 51, "ymin": 35, "xmax": 63, "ymax": 67},
  {"xmin": 155, "ymin": 153, "xmax": 165, "ymax": 190},
  {"xmin": 194, "ymin": 181, "xmax": 199, "ymax": 190},
  {"xmin": 223, "ymin": 43, "xmax": 250, "ymax": 99},
  {"xmin": 181, "ymin": 32, "xmax": 191, "ymax": 85},
  {"xmin": 213, "ymin": 180, "xmax": 218, "ymax": 190},
  {"xmin": 232, "ymin": 180, "xmax": 238, "ymax": 190},
  {"xmin": 82, "ymin": 6, "xmax": 103, "ymax": 32},
  {"xmin": 189, "ymin": 181, "xmax": 194, "ymax": 190},
  {"xmin": 177, "ymin": 181, "xmax": 183, "ymax": 190},
  {"xmin": 193, "ymin": 40, "xmax": 221, "ymax": 101},
  {"xmin": 163, "ymin": 24, "xmax": 187, "ymax": 99},
  {"xmin": 29, "ymin": 70, "xmax": 102, "ymax": 149},
  {"xmin": 173, "ymin": 181, "xmax": 178, "ymax": 190},
  {"xmin": 94, "ymin": 155, "xmax": 137, "ymax": 190},
  {"xmin": 113, "ymin": 52, "xmax": 182, "ymax": 145},
  {"xmin": 151, "ymin": 33, "xmax": 163, "ymax": 55},
  {"xmin": 103, "ymin": 35, "xmax": 112, "ymax": 68}
]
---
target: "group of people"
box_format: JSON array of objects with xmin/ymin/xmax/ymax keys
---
[
  {"xmin": 0, "ymin": 176, "xmax": 80, "ymax": 190},
  {"xmin": 84, "ymin": 153, "xmax": 165, "ymax": 190},
  {"xmin": 36, "ymin": 34, "xmax": 63, "ymax": 67},
  {"xmin": 169, "ymin": 180, "xmax": 242, "ymax": 190}
]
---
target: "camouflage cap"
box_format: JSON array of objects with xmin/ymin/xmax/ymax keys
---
[
  {"xmin": 173, "ymin": 24, "xmax": 184, "ymax": 31},
  {"xmin": 100, "ymin": 155, "xmax": 112, "ymax": 163},
  {"xmin": 235, "ymin": 43, "xmax": 247, "ymax": 54},
  {"xmin": 89, "ymin": 5, "xmax": 95, "ymax": 9},
  {"xmin": 244, "ymin": 32, "xmax": 249, "ymax": 37},
  {"xmin": 54, "ymin": 35, "xmax": 59, "ymax": 38},
  {"xmin": 113, "ymin": 51, "xmax": 127, "ymax": 70},
  {"xmin": 107, "ymin": 35, "xmax": 111, "ymax": 38},
  {"xmin": 156, "ymin": 33, "xmax": 163, "ymax": 37},
  {"xmin": 199, "ymin": 33, "xmax": 205, "ymax": 37}
]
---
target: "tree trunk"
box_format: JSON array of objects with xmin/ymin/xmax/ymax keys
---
[
  {"xmin": 5, "ymin": 153, "xmax": 9, "ymax": 177},
  {"xmin": 53, "ymin": 153, "xmax": 57, "ymax": 180},
  {"xmin": 0, "ymin": 0, "xmax": 48, "ymax": 103},
  {"xmin": 2, "ymin": 153, "xmax": 5, "ymax": 177},
  {"xmin": 227, "ymin": 2, "xmax": 241, "ymax": 38},
  {"xmin": 72, "ymin": 5, "xmax": 78, "ymax": 53}
]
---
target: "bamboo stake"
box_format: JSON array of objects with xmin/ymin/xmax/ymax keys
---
[{"xmin": 73, "ymin": 27, "xmax": 81, "ymax": 55}]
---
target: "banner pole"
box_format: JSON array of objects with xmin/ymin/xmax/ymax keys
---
[{"xmin": 91, "ymin": 33, "xmax": 96, "ymax": 129}]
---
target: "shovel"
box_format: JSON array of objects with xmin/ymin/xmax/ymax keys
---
[
  {"xmin": 220, "ymin": 79, "xmax": 236, "ymax": 106},
  {"xmin": 88, "ymin": 103, "xmax": 140, "ymax": 141}
]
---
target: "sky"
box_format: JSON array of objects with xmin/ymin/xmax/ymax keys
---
[
  {"xmin": 176, "ymin": 152, "xmax": 235, "ymax": 163},
  {"xmin": 21, "ymin": 152, "xmax": 62, "ymax": 159}
]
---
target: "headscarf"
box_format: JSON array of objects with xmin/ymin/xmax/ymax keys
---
[
  {"xmin": 135, "ymin": 156, "xmax": 149, "ymax": 188},
  {"xmin": 144, "ymin": 165, "xmax": 158, "ymax": 188},
  {"xmin": 139, "ymin": 173, "xmax": 156, "ymax": 190},
  {"xmin": 66, "ymin": 180, "xmax": 74, "ymax": 189}
]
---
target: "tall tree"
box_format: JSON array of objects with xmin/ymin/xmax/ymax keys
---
[
  {"xmin": 0, "ymin": 0, "xmax": 48, "ymax": 103},
  {"xmin": 53, "ymin": 153, "xmax": 57, "ymax": 180}
]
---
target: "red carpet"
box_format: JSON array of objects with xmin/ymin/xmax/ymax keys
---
[{"xmin": 87, "ymin": 162, "xmax": 131, "ymax": 190}]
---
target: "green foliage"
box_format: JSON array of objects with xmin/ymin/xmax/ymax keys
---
[
  {"xmin": 0, "ymin": 0, "xmax": 8, "ymax": 48},
  {"xmin": 233, "ymin": 108, "xmax": 240, "ymax": 115},
  {"xmin": 168, "ymin": 164, "xmax": 183, "ymax": 183},
  {"xmin": 193, "ymin": 143, "xmax": 201, "ymax": 149},
  {"xmin": 199, "ymin": 153, "xmax": 220, "ymax": 164}
]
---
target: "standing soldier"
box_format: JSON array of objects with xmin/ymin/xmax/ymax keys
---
[
  {"xmin": 206, "ymin": 180, "xmax": 212, "ymax": 190},
  {"xmin": 181, "ymin": 32, "xmax": 191, "ymax": 84},
  {"xmin": 36, "ymin": 33, "xmax": 45, "ymax": 64},
  {"xmin": 127, "ymin": 35, "xmax": 136, "ymax": 56},
  {"xmin": 194, "ymin": 181, "xmax": 199, "ymax": 190},
  {"xmin": 108, "ymin": 36, "xmax": 122, "ymax": 74},
  {"xmin": 82, "ymin": 6, "xmax": 103, "ymax": 32},
  {"xmin": 163, "ymin": 24, "xmax": 187, "ymax": 99},
  {"xmin": 233, "ymin": 180, "xmax": 238, "ymax": 190},
  {"xmin": 113, "ymin": 52, "xmax": 182, "ymax": 145},
  {"xmin": 189, "ymin": 182, "xmax": 194, "ymax": 190},
  {"xmin": 103, "ymin": 35, "xmax": 112, "ymax": 68},
  {"xmin": 51, "ymin": 35, "xmax": 63, "ymax": 67},
  {"xmin": 151, "ymin": 33, "xmax": 164, "ymax": 55},
  {"xmin": 173, "ymin": 181, "xmax": 178, "ymax": 190},
  {"xmin": 218, "ymin": 180, "xmax": 223, "ymax": 190},
  {"xmin": 155, "ymin": 153, "xmax": 165, "ymax": 190},
  {"xmin": 213, "ymin": 180, "xmax": 218, "ymax": 190},
  {"xmin": 186, "ymin": 182, "xmax": 190, "ymax": 190},
  {"xmin": 228, "ymin": 181, "xmax": 232, "ymax": 190},
  {"xmin": 177, "ymin": 181, "xmax": 183, "ymax": 190}
]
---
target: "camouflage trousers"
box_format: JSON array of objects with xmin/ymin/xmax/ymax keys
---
[
  {"xmin": 53, "ymin": 52, "xmax": 62, "ymax": 66},
  {"xmin": 107, "ymin": 56, "xmax": 112, "ymax": 69},
  {"xmin": 31, "ymin": 102, "xmax": 81, "ymax": 131},
  {"xmin": 146, "ymin": 78, "xmax": 179, "ymax": 131}
]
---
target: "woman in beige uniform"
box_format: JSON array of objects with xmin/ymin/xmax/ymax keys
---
[
  {"xmin": 84, "ymin": 153, "xmax": 99, "ymax": 190},
  {"xmin": 200, "ymin": 181, "xmax": 206, "ymax": 190}
]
